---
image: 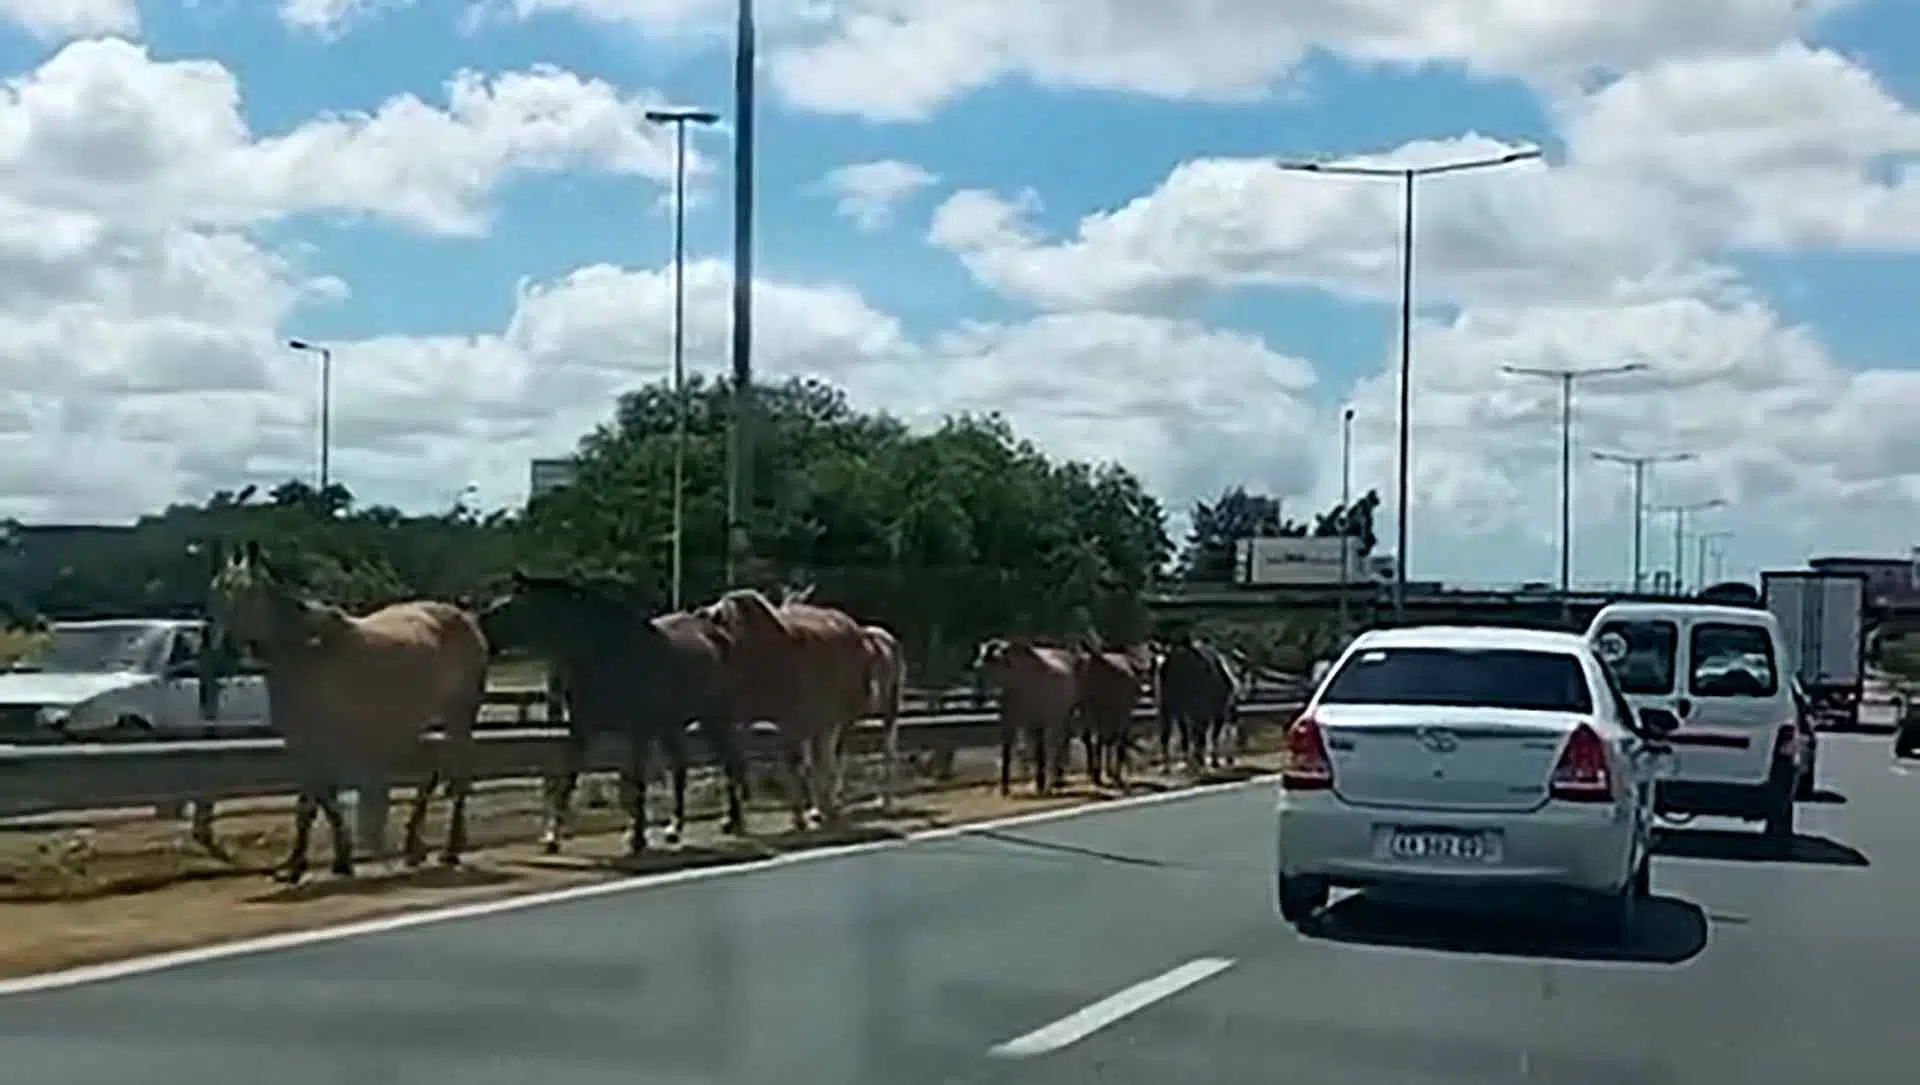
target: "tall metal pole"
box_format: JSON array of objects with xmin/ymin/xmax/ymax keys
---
[
  {"xmin": 646, "ymin": 108, "xmax": 720, "ymax": 611},
  {"xmin": 1502, "ymin": 362, "xmax": 1645, "ymax": 593},
  {"xmin": 286, "ymin": 340, "xmax": 333, "ymax": 494},
  {"xmin": 1655, "ymin": 498, "xmax": 1726, "ymax": 596},
  {"xmin": 1593, "ymin": 450, "xmax": 1693, "ymax": 592},
  {"xmin": 1339, "ymin": 406, "xmax": 1355, "ymax": 635},
  {"xmin": 1274, "ymin": 147, "xmax": 1543, "ymax": 621},
  {"xmin": 1393, "ymin": 174, "xmax": 1412, "ymax": 621},
  {"xmin": 725, "ymin": 0, "xmax": 756, "ymax": 586}
]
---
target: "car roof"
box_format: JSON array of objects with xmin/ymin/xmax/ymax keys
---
[
  {"xmin": 1349, "ymin": 624, "xmax": 1591, "ymax": 654},
  {"xmin": 1591, "ymin": 601, "xmax": 1780, "ymax": 626}
]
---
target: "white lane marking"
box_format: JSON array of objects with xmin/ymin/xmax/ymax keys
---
[
  {"xmin": 0, "ymin": 773, "xmax": 1278, "ymax": 999},
  {"xmin": 989, "ymin": 957, "xmax": 1237, "ymax": 1058}
]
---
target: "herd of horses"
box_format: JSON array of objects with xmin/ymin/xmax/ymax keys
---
[{"xmin": 203, "ymin": 542, "xmax": 1249, "ymax": 885}]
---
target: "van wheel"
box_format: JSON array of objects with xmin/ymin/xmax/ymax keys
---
[
  {"xmin": 1576, "ymin": 887, "xmax": 1634, "ymax": 944},
  {"xmin": 1795, "ymin": 752, "xmax": 1818, "ymax": 801},
  {"xmin": 1276, "ymin": 875, "xmax": 1328, "ymax": 927},
  {"xmin": 1764, "ymin": 791, "xmax": 1795, "ymax": 843},
  {"xmin": 1631, "ymin": 855, "xmax": 1652, "ymax": 898}
]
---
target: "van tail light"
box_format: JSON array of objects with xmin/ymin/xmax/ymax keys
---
[
  {"xmin": 1550, "ymin": 723, "xmax": 1613, "ymax": 803},
  {"xmin": 1282, "ymin": 714, "xmax": 1334, "ymax": 791},
  {"xmin": 1773, "ymin": 722, "xmax": 1799, "ymax": 761}
]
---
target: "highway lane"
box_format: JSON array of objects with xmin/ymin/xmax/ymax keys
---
[{"xmin": 0, "ymin": 733, "xmax": 1913, "ymax": 1084}]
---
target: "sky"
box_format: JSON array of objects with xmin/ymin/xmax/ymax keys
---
[{"xmin": 2, "ymin": 1, "xmax": 1919, "ymax": 590}]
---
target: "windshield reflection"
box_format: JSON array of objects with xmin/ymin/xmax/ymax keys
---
[{"xmin": 10, "ymin": 624, "xmax": 163, "ymax": 674}]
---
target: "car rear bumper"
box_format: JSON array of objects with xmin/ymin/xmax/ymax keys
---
[
  {"xmin": 1276, "ymin": 792, "xmax": 1639, "ymax": 897},
  {"xmin": 1656, "ymin": 773, "xmax": 1788, "ymax": 819}
]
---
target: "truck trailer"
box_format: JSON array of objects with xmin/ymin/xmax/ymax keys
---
[{"xmin": 1761, "ymin": 569, "xmax": 1868, "ymax": 730}]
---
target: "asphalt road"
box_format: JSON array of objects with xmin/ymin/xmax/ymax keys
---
[{"xmin": 0, "ymin": 732, "xmax": 1914, "ymax": 1085}]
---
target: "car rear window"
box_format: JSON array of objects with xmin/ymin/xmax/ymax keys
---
[
  {"xmin": 1689, "ymin": 623, "xmax": 1778, "ymax": 698},
  {"xmin": 1594, "ymin": 619, "xmax": 1677, "ymax": 695},
  {"xmin": 1319, "ymin": 647, "xmax": 1594, "ymax": 713}
]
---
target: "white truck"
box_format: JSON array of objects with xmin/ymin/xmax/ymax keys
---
[
  {"xmin": 0, "ymin": 618, "xmax": 268, "ymax": 741},
  {"xmin": 1761, "ymin": 570, "xmax": 1868, "ymax": 730}
]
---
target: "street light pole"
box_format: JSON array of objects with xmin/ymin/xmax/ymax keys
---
[
  {"xmin": 1499, "ymin": 363, "xmax": 1645, "ymax": 594},
  {"xmin": 1276, "ymin": 147, "xmax": 1543, "ymax": 620},
  {"xmin": 1696, "ymin": 530, "xmax": 1733, "ymax": 588},
  {"xmin": 726, "ymin": 0, "xmax": 757, "ymax": 585},
  {"xmin": 646, "ymin": 107, "xmax": 721, "ymax": 612},
  {"xmin": 1655, "ymin": 498, "xmax": 1726, "ymax": 595},
  {"xmin": 1339, "ymin": 406, "xmax": 1355, "ymax": 636},
  {"xmin": 286, "ymin": 339, "xmax": 332, "ymax": 493},
  {"xmin": 1592, "ymin": 450, "xmax": 1694, "ymax": 592}
]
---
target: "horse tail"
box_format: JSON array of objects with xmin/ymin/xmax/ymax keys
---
[{"xmin": 871, "ymin": 630, "xmax": 905, "ymax": 811}]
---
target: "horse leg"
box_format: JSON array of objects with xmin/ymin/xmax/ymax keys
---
[
  {"xmin": 999, "ymin": 718, "xmax": 1015, "ymax": 797},
  {"xmin": 276, "ymin": 784, "xmax": 321, "ymax": 884},
  {"xmin": 1030, "ymin": 724, "xmax": 1048, "ymax": 795},
  {"xmin": 316, "ymin": 784, "xmax": 353, "ymax": 877},
  {"xmin": 621, "ymin": 735, "xmax": 650, "ymax": 857},
  {"xmin": 805, "ymin": 727, "xmax": 837, "ymax": 827},
  {"xmin": 1084, "ymin": 723, "xmax": 1103, "ymax": 788},
  {"xmin": 1158, "ymin": 708, "xmax": 1175, "ymax": 772},
  {"xmin": 659, "ymin": 725, "xmax": 691, "ymax": 847},
  {"xmin": 539, "ymin": 729, "xmax": 586, "ymax": 855},
  {"xmin": 402, "ymin": 771, "xmax": 439, "ymax": 867},
  {"xmin": 703, "ymin": 718, "xmax": 749, "ymax": 836},
  {"xmin": 782, "ymin": 736, "xmax": 813, "ymax": 833}
]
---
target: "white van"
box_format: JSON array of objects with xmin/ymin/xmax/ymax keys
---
[{"xmin": 1586, "ymin": 602, "xmax": 1799, "ymax": 840}]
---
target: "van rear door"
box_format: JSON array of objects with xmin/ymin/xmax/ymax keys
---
[{"xmin": 1681, "ymin": 621, "xmax": 1786, "ymax": 787}]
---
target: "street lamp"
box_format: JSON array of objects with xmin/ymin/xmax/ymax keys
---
[
  {"xmin": 1339, "ymin": 406, "xmax": 1356, "ymax": 636},
  {"xmin": 646, "ymin": 107, "xmax": 721, "ymax": 611},
  {"xmin": 286, "ymin": 339, "xmax": 332, "ymax": 492},
  {"xmin": 1654, "ymin": 498, "xmax": 1727, "ymax": 595},
  {"xmin": 1592, "ymin": 450, "xmax": 1696, "ymax": 592},
  {"xmin": 1500, "ymin": 362, "xmax": 1646, "ymax": 594},
  {"xmin": 1276, "ymin": 146, "xmax": 1544, "ymax": 619}
]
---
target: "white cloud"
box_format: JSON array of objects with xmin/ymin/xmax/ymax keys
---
[
  {"xmin": 820, "ymin": 158, "xmax": 937, "ymax": 231},
  {"xmin": 0, "ymin": 0, "xmax": 135, "ymax": 40},
  {"xmin": 501, "ymin": 0, "xmax": 1858, "ymax": 122},
  {"xmin": 278, "ymin": 0, "xmax": 413, "ymax": 38}
]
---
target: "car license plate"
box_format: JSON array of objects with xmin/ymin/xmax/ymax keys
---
[{"xmin": 1386, "ymin": 829, "xmax": 1497, "ymax": 862}]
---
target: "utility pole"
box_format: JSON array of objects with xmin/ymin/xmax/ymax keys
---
[
  {"xmin": 646, "ymin": 106, "xmax": 721, "ymax": 610},
  {"xmin": 725, "ymin": 0, "xmax": 756, "ymax": 585},
  {"xmin": 1499, "ymin": 363, "xmax": 1645, "ymax": 593},
  {"xmin": 1275, "ymin": 147, "xmax": 1544, "ymax": 620},
  {"xmin": 1592, "ymin": 450, "xmax": 1695, "ymax": 592},
  {"xmin": 1696, "ymin": 530, "xmax": 1733, "ymax": 588},
  {"xmin": 1656, "ymin": 498, "xmax": 1726, "ymax": 595},
  {"xmin": 286, "ymin": 339, "xmax": 333, "ymax": 494},
  {"xmin": 1338, "ymin": 406, "xmax": 1355, "ymax": 636}
]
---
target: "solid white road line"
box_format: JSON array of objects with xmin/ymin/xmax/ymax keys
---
[
  {"xmin": 988, "ymin": 957, "xmax": 1237, "ymax": 1059},
  {"xmin": 0, "ymin": 772, "xmax": 1279, "ymax": 1000}
]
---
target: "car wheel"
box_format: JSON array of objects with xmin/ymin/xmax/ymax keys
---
[
  {"xmin": 1276, "ymin": 874, "xmax": 1328, "ymax": 927},
  {"xmin": 1631, "ymin": 855, "xmax": 1652, "ymax": 899},
  {"xmin": 1897, "ymin": 724, "xmax": 1920, "ymax": 759},
  {"xmin": 1795, "ymin": 751, "xmax": 1818, "ymax": 801},
  {"xmin": 1576, "ymin": 887, "xmax": 1634, "ymax": 944},
  {"xmin": 111, "ymin": 715, "xmax": 155, "ymax": 741}
]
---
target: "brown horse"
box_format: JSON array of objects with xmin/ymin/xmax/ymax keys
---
[
  {"xmin": 1075, "ymin": 645, "xmax": 1152, "ymax": 788},
  {"xmin": 477, "ymin": 572, "xmax": 751, "ymax": 857},
  {"xmin": 974, "ymin": 638, "xmax": 1079, "ymax": 795},
  {"xmin": 208, "ymin": 542, "xmax": 486, "ymax": 883},
  {"xmin": 1156, "ymin": 635, "xmax": 1243, "ymax": 771},
  {"xmin": 696, "ymin": 588, "xmax": 870, "ymax": 830},
  {"xmin": 859, "ymin": 625, "xmax": 907, "ymax": 811}
]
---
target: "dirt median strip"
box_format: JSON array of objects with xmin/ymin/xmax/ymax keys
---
[{"xmin": 0, "ymin": 741, "xmax": 1287, "ymax": 980}]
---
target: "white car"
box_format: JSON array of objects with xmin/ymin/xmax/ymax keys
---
[
  {"xmin": 0, "ymin": 618, "xmax": 268, "ymax": 740},
  {"xmin": 1587, "ymin": 602, "xmax": 1800, "ymax": 841},
  {"xmin": 1275, "ymin": 625, "xmax": 1675, "ymax": 940}
]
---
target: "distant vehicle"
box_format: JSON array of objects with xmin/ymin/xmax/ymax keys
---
[
  {"xmin": 1275, "ymin": 625, "xmax": 1675, "ymax": 942},
  {"xmin": 0, "ymin": 618, "xmax": 267, "ymax": 740},
  {"xmin": 1587, "ymin": 601, "xmax": 1801, "ymax": 841},
  {"xmin": 1696, "ymin": 581, "xmax": 1761, "ymax": 606},
  {"xmin": 1761, "ymin": 570, "xmax": 1867, "ymax": 730},
  {"xmin": 1788, "ymin": 677, "xmax": 1819, "ymax": 800}
]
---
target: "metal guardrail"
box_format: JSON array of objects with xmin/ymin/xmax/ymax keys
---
[{"xmin": 0, "ymin": 698, "xmax": 1307, "ymax": 823}]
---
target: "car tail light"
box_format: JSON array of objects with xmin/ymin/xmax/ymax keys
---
[
  {"xmin": 1282, "ymin": 714, "xmax": 1334, "ymax": 791},
  {"xmin": 1550, "ymin": 723, "xmax": 1613, "ymax": 803}
]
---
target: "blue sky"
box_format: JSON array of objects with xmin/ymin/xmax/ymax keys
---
[{"xmin": 2, "ymin": 0, "xmax": 1918, "ymax": 588}]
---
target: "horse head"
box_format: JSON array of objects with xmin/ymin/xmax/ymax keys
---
[
  {"xmin": 701, "ymin": 588, "xmax": 782, "ymax": 639},
  {"xmin": 208, "ymin": 540, "xmax": 310, "ymax": 659},
  {"xmin": 481, "ymin": 568, "xmax": 635, "ymax": 659}
]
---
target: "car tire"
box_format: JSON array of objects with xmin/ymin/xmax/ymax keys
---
[
  {"xmin": 110, "ymin": 715, "xmax": 155, "ymax": 742},
  {"xmin": 1577, "ymin": 886, "xmax": 1634, "ymax": 944},
  {"xmin": 1897, "ymin": 723, "xmax": 1920, "ymax": 759},
  {"xmin": 1763, "ymin": 779, "xmax": 1795, "ymax": 843},
  {"xmin": 1795, "ymin": 750, "xmax": 1818, "ymax": 801},
  {"xmin": 1630, "ymin": 855, "xmax": 1652, "ymax": 899},
  {"xmin": 1276, "ymin": 874, "xmax": 1328, "ymax": 928}
]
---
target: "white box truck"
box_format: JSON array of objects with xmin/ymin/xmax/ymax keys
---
[{"xmin": 1761, "ymin": 569, "xmax": 1868, "ymax": 730}]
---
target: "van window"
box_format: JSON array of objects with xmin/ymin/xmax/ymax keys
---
[
  {"xmin": 1320, "ymin": 647, "xmax": 1593, "ymax": 713},
  {"xmin": 1594, "ymin": 619, "xmax": 1677, "ymax": 695},
  {"xmin": 1689, "ymin": 623, "xmax": 1778, "ymax": 698}
]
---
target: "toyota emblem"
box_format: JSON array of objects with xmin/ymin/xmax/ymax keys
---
[{"xmin": 1416, "ymin": 727, "xmax": 1459, "ymax": 754}]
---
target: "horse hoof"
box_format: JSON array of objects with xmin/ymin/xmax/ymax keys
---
[
  {"xmin": 273, "ymin": 868, "xmax": 305, "ymax": 885},
  {"xmin": 403, "ymin": 852, "xmax": 426, "ymax": 869},
  {"xmin": 720, "ymin": 816, "xmax": 745, "ymax": 836},
  {"xmin": 662, "ymin": 827, "xmax": 681, "ymax": 847},
  {"xmin": 330, "ymin": 863, "xmax": 354, "ymax": 878},
  {"xmin": 438, "ymin": 852, "xmax": 461, "ymax": 868},
  {"xmin": 540, "ymin": 837, "xmax": 561, "ymax": 856}
]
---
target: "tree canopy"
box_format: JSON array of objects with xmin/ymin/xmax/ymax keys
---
[{"xmin": 1178, "ymin": 484, "xmax": 1380, "ymax": 583}]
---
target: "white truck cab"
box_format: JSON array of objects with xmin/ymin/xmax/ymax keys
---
[
  {"xmin": 1586, "ymin": 602, "xmax": 1799, "ymax": 840},
  {"xmin": 0, "ymin": 618, "xmax": 268, "ymax": 740}
]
